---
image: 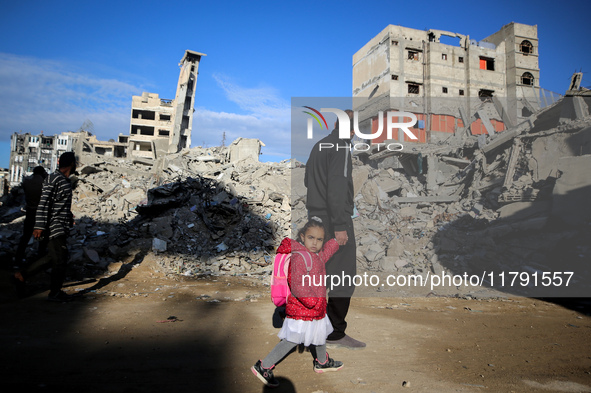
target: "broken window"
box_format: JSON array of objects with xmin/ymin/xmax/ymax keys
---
[
  {"xmin": 479, "ymin": 57, "xmax": 495, "ymax": 71},
  {"xmin": 478, "ymin": 89, "xmax": 494, "ymax": 98},
  {"xmin": 521, "ymin": 72, "xmax": 534, "ymax": 86},
  {"xmin": 459, "ymin": 89, "xmax": 465, "ymax": 96},
  {"xmin": 442, "ymin": 87, "xmax": 448, "ymax": 93},
  {"xmin": 392, "ymin": 75, "xmax": 398, "ymax": 80},
  {"xmin": 520, "ymin": 40, "xmax": 533, "ymax": 55},
  {"xmin": 140, "ymin": 127, "xmax": 155, "ymax": 136},
  {"xmin": 442, "ymin": 53, "xmax": 447, "ymax": 60},
  {"xmin": 522, "ymin": 107, "xmax": 533, "ymax": 117},
  {"xmin": 184, "ymin": 97, "xmax": 192, "ymax": 111},
  {"xmin": 408, "ymin": 50, "xmax": 419, "ymax": 61},
  {"xmin": 159, "ymin": 130, "xmax": 170, "ymax": 136},
  {"xmin": 131, "ymin": 125, "xmax": 155, "ymax": 136},
  {"xmin": 160, "ymin": 114, "xmax": 171, "ymax": 121},
  {"xmin": 132, "ymin": 110, "xmax": 156, "ymax": 120},
  {"xmin": 408, "ymin": 83, "xmax": 420, "ymax": 94},
  {"xmin": 391, "ymin": 40, "xmax": 398, "ymax": 46},
  {"xmin": 459, "ymin": 56, "xmax": 464, "ymax": 63}
]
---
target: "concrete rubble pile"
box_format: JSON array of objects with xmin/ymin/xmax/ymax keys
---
[{"xmin": 0, "ymin": 138, "xmax": 292, "ymax": 281}]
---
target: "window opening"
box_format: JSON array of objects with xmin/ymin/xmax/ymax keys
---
[
  {"xmin": 478, "ymin": 89, "xmax": 494, "ymax": 98},
  {"xmin": 408, "ymin": 83, "xmax": 420, "ymax": 94},
  {"xmin": 479, "ymin": 57, "xmax": 495, "ymax": 71},
  {"xmin": 521, "ymin": 72, "xmax": 534, "ymax": 86},
  {"xmin": 520, "ymin": 40, "xmax": 533, "ymax": 55}
]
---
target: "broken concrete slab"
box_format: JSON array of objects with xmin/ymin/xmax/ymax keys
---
[
  {"xmin": 498, "ymin": 201, "xmax": 551, "ymax": 222},
  {"xmin": 228, "ymin": 138, "xmax": 265, "ymax": 163},
  {"xmin": 551, "ymin": 155, "xmax": 591, "ymax": 226}
]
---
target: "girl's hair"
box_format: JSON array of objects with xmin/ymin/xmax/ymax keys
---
[{"xmin": 297, "ymin": 217, "xmax": 326, "ymax": 243}]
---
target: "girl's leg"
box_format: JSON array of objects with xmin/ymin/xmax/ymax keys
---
[
  {"xmin": 262, "ymin": 339, "xmax": 298, "ymax": 368},
  {"xmin": 310, "ymin": 344, "xmax": 328, "ymax": 363}
]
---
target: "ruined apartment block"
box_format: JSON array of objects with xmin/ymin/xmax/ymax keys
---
[
  {"xmin": 8, "ymin": 131, "xmax": 80, "ymax": 187},
  {"xmin": 129, "ymin": 50, "xmax": 206, "ymax": 161},
  {"xmin": 353, "ymin": 22, "xmax": 543, "ymax": 143}
]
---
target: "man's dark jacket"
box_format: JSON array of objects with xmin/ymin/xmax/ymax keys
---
[{"xmin": 304, "ymin": 128, "xmax": 354, "ymax": 232}]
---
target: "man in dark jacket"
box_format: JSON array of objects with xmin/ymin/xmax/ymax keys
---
[
  {"xmin": 305, "ymin": 110, "xmax": 366, "ymax": 349},
  {"xmin": 14, "ymin": 166, "xmax": 48, "ymax": 267}
]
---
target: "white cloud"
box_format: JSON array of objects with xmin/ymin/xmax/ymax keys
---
[
  {"xmin": 194, "ymin": 108, "xmax": 291, "ymax": 161},
  {"xmin": 213, "ymin": 74, "xmax": 290, "ymax": 119},
  {"xmin": 194, "ymin": 75, "xmax": 292, "ymax": 162},
  {"xmin": 0, "ymin": 53, "xmax": 136, "ymax": 140}
]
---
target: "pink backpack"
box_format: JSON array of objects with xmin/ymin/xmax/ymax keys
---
[{"xmin": 271, "ymin": 250, "xmax": 312, "ymax": 307}]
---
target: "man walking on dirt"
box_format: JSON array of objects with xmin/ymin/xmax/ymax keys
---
[
  {"xmin": 304, "ymin": 109, "xmax": 365, "ymax": 349},
  {"xmin": 32, "ymin": 152, "xmax": 77, "ymax": 302}
]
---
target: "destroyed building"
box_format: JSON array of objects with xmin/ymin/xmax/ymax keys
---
[
  {"xmin": 128, "ymin": 50, "xmax": 206, "ymax": 162},
  {"xmin": 352, "ymin": 22, "xmax": 561, "ymax": 143},
  {"xmin": 7, "ymin": 50, "xmax": 206, "ymax": 186},
  {"xmin": 7, "ymin": 131, "xmax": 83, "ymax": 188}
]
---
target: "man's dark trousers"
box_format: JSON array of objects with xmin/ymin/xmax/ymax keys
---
[
  {"xmin": 26, "ymin": 235, "xmax": 69, "ymax": 293},
  {"xmin": 15, "ymin": 208, "xmax": 48, "ymax": 265},
  {"xmin": 313, "ymin": 214, "xmax": 356, "ymax": 340}
]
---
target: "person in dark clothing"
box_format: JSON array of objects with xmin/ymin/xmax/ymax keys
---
[
  {"xmin": 304, "ymin": 109, "xmax": 366, "ymax": 349},
  {"xmin": 14, "ymin": 166, "xmax": 48, "ymax": 269},
  {"xmin": 31, "ymin": 152, "xmax": 77, "ymax": 302}
]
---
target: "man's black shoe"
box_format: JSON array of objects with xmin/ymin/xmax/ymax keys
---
[{"xmin": 47, "ymin": 290, "xmax": 75, "ymax": 302}]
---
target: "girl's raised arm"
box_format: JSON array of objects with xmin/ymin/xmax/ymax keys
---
[{"xmin": 318, "ymin": 238, "xmax": 339, "ymax": 263}]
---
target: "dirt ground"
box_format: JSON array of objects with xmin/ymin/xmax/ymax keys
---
[{"xmin": 2, "ymin": 252, "xmax": 591, "ymax": 393}]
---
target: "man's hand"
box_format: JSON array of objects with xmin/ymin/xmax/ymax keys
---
[
  {"xmin": 33, "ymin": 229, "xmax": 43, "ymax": 240},
  {"xmin": 335, "ymin": 230, "xmax": 348, "ymax": 246}
]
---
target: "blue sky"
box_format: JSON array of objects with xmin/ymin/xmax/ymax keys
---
[{"xmin": 1, "ymin": 0, "xmax": 590, "ymax": 167}]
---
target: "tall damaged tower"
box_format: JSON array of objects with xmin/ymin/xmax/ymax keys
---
[
  {"xmin": 128, "ymin": 50, "xmax": 205, "ymax": 161},
  {"xmin": 170, "ymin": 50, "xmax": 206, "ymax": 153}
]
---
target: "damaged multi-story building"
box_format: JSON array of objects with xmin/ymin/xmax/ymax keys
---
[
  {"xmin": 8, "ymin": 50, "xmax": 205, "ymax": 187},
  {"xmin": 352, "ymin": 22, "xmax": 561, "ymax": 143},
  {"xmin": 128, "ymin": 50, "xmax": 206, "ymax": 162},
  {"xmin": 7, "ymin": 131, "xmax": 82, "ymax": 188}
]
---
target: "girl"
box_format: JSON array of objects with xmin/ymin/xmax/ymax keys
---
[{"xmin": 252, "ymin": 217, "xmax": 343, "ymax": 388}]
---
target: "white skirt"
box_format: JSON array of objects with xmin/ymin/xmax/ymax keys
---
[{"xmin": 277, "ymin": 315, "xmax": 333, "ymax": 347}]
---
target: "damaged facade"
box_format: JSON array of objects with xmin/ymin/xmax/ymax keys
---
[
  {"xmin": 7, "ymin": 50, "xmax": 205, "ymax": 186},
  {"xmin": 352, "ymin": 22, "xmax": 560, "ymax": 143}
]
